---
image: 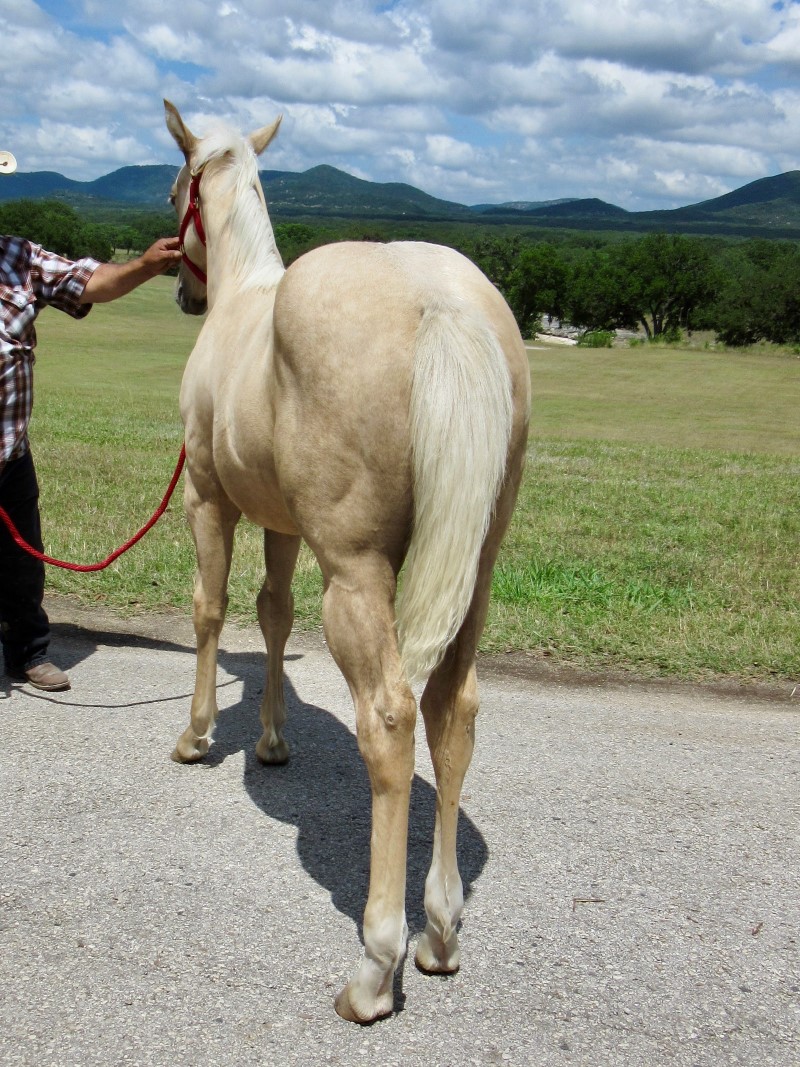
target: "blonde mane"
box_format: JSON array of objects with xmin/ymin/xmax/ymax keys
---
[{"xmin": 195, "ymin": 126, "xmax": 285, "ymax": 293}]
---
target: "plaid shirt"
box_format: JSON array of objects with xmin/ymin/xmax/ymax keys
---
[{"xmin": 0, "ymin": 236, "xmax": 99, "ymax": 468}]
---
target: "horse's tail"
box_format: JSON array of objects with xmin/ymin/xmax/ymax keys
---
[{"xmin": 397, "ymin": 295, "xmax": 514, "ymax": 684}]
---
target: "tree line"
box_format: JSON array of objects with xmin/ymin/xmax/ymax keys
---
[
  {"xmin": 4, "ymin": 200, "xmax": 800, "ymax": 347},
  {"xmin": 458, "ymin": 231, "xmax": 800, "ymax": 347},
  {"xmin": 0, "ymin": 200, "xmax": 175, "ymax": 263}
]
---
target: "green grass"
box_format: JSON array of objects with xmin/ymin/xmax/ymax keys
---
[
  {"xmin": 490, "ymin": 437, "xmax": 798, "ymax": 679},
  {"xmin": 527, "ymin": 339, "xmax": 799, "ymax": 454},
  {"xmin": 28, "ymin": 284, "xmax": 800, "ymax": 683}
]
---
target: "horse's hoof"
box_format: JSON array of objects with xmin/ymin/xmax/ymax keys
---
[
  {"xmin": 255, "ymin": 734, "xmax": 290, "ymax": 765},
  {"xmin": 334, "ymin": 982, "xmax": 392, "ymax": 1024},
  {"xmin": 414, "ymin": 928, "xmax": 461, "ymax": 974},
  {"xmin": 170, "ymin": 735, "xmax": 209, "ymax": 763}
]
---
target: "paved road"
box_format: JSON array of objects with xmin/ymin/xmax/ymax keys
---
[{"xmin": 2, "ymin": 600, "xmax": 798, "ymax": 1067}]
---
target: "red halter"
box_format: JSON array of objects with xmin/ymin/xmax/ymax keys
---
[{"xmin": 179, "ymin": 169, "xmax": 208, "ymax": 285}]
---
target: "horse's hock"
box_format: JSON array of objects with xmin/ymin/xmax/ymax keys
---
[{"xmin": 163, "ymin": 98, "xmax": 531, "ymax": 1022}]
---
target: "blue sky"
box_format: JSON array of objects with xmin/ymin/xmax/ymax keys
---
[{"xmin": 2, "ymin": 0, "xmax": 800, "ymax": 209}]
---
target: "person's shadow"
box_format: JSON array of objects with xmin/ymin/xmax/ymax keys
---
[{"xmin": 37, "ymin": 621, "xmax": 489, "ymax": 940}]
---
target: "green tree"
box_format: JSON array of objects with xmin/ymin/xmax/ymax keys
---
[
  {"xmin": 0, "ymin": 201, "xmax": 115, "ymax": 260},
  {"xmin": 505, "ymin": 243, "xmax": 568, "ymax": 335},
  {"xmin": 123, "ymin": 212, "xmax": 178, "ymax": 252},
  {"xmin": 711, "ymin": 241, "xmax": 800, "ymax": 346},
  {"xmin": 112, "ymin": 225, "xmax": 141, "ymax": 255},
  {"xmin": 274, "ymin": 222, "xmax": 324, "ymax": 265},
  {"xmin": 622, "ymin": 234, "xmax": 715, "ymax": 338},
  {"xmin": 568, "ymin": 234, "xmax": 715, "ymax": 339},
  {"xmin": 568, "ymin": 248, "xmax": 640, "ymax": 333},
  {"xmin": 0, "ymin": 200, "xmax": 84, "ymax": 257}
]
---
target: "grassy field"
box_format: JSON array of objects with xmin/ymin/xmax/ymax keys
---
[{"xmin": 29, "ymin": 275, "xmax": 799, "ymax": 684}]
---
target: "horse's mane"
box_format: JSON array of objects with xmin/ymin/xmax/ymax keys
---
[{"xmin": 195, "ymin": 126, "xmax": 285, "ymax": 292}]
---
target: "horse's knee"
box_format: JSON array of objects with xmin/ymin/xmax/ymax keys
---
[
  {"xmin": 193, "ymin": 586, "xmax": 227, "ymax": 633},
  {"xmin": 356, "ymin": 687, "xmax": 416, "ymax": 785},
  {"xmin": 421, "ymin": 665, "xmax": 480, "ymax": 751},
  {"xmin": 379, "ymin": 685, "xmax": 416, "ymax": 734}
]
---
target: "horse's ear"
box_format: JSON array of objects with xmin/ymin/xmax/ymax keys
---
[
  {"xmin": 249, "ymin": 116, "xmax": 282, "ymax": 157},
  {"xmin": 164, "ymin": 99, "xmax": 198, "ymax": 161}
]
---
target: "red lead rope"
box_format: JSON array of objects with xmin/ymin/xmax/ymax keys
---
[{"xmin": 0, "ymin": 445, "xmax": 186, "ymax": 572}]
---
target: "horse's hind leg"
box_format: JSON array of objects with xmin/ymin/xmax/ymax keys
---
[
  {"xmin": 414, "ymin": 543, "xmax": 499, "ymax": 974},
  {"xmin": 255, "ymin": 530, "xmax": 300, "ymax": 765},
  {"xmin": 172, "ymin": 475, "xmax": 240, "ymax": 763},
  {"xmin": 321, "ymin": 556, "xmax": 417, "ymax": 1024}
]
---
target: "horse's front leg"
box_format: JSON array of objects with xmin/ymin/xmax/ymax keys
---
[
  {"xmin": 255, "ymin": 529, "xmax": 301, "ymax": 764},
  {"xmin": 321, "ymin": 559, "xmax": 417, "ymax": 1024},
  {"xmin": 172, "ymin": 473, "xmax": 240, "ymax": 763}
]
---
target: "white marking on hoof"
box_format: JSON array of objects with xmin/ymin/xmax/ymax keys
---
[
  {"xmin": 334, "ymin": 982, "xmax": 393, "ymax": 1024},
  {"xmin": 170, "ymin": 732, "xmax": 210, "ymax": 763},
  {"xmin": 414, "ymin": 927, "xmax": 461, "ymax": 974}
]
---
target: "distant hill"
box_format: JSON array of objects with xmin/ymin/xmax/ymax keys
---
[
  {"xmin": 0, "ymin": 165, "xmax": 176, "ymax": 205},
  {"xmin": 692, "ymin": 171, "xmax": 800, "ymax": 213},
  {"xmin": 0, "ymin": 171, "xmax": 85, "ymax": 199},
  {"xmin": 471, "ymin": 197, "xmax": 579, "ymax": 213},
  {"xmin": 259, "ymin": 163, "xmax": 474, "ymax": 218},
  {"xmin": 471, "ymin": 171, "xmax": 800, "ymax": 236},
  {"xmin": 0, "ymin": 161, "xmax": 473, "ymax": 220},
  {"xmin": 480, "ymin": 197, "xmax": 629, "ymax": 220},
  {"xmin": 637, "ymin": 171, "xmax": 800, "ymax": 231},
  {"xmin": 83, "ymin": 165, "xmax": 180, "ymax": 205},
  {"xmin": 3, "ymin": 162, "xmax": 800, "ymax": 235}
]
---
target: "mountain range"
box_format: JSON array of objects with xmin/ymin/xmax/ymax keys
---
[{"xmin": 3, "ymin": 162, "xmax": 800, "ymax": 236}]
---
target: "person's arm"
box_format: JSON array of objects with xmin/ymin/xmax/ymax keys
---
[{"xmin": 79, "ymin": 237, "xmax": 182, "ymax": 304}]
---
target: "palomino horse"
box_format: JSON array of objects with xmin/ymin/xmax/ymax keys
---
[{"xmin": 164, "ymin": 100, "xmax": 530, "ymax": 1023}]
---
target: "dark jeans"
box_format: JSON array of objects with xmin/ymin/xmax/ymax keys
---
[{"xmin": 0, "ymin": 450, "xmax": 50, "ymax": 674}]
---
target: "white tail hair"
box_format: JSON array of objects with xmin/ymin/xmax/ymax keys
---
[{"xmin": 397, "ymin": 296, "xmax": 513, "ymax": 683}]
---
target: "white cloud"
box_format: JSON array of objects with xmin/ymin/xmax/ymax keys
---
[
  {"xmin": 545, "ymin": 0, "xmax": 770, "ymax": 74},
  {"xmin": 135, "ymin": 25, "xmax": 207, "ymax": 63},
  {"xmin": 425, "ymin": 134, "xmax": 476, "ymax": 169},
  {"xmin": 28, "ymin": 120, "xmax": 151, "ymax": 174},
  {"xmin": 763, "ymin": 5, "xmax": 800, "ymax": 69},
  {"xmin": 3, "ymin": 0, "xmax": 800, "ymax": 205}
]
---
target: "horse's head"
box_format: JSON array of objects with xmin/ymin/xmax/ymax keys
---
[
  {"xmin": 165, "ymin": 101, "xmax": 209, "ymax": 316},
  {"xmin": 164, "ymin": 99, "xmax": 282, "ymax": 315}
]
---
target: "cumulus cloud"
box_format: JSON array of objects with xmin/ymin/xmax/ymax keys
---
[
  {"xmin": 3, "ymin": 0, "xmax": 800, "ymax": 206},
  {"xmin": 425, "ymin": 135, "xmax": 477, "ymax": 169}
]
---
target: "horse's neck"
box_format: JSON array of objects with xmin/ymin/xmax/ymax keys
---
[{"xmin": 206, "ymin": 187, "xmax": 285, "ymax": 303}]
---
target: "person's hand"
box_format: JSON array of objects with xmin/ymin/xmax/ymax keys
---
[
  {"xmin": 141, "ymin": 236, "xmax": 183, "ymax": 276},
  {"xmin": 80, "ymin": 237, "xmax": 183, "ymax": 303}
]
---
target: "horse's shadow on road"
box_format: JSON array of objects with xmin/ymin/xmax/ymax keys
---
[
  {"xmin": 209, "ymin": 645, "xmax": 489, "ymax": 938},
  {"xmin": 50, "ymin": 621, "xmax": 489, "ymax": 938}
]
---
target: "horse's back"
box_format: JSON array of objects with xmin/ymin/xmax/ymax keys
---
[
  {"xmin": 273, "ymin": 239, "xmax": 527, "ymax": 416},
  {"xmin": 275, "ymin": 240, "xmax": 518, "ymax": 348}
]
